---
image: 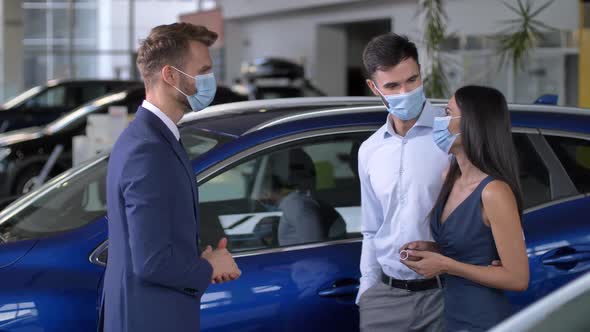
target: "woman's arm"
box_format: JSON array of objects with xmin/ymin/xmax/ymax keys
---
[{"xmin": 404, "ymin": 181, "xmax": 529, "ymax": 291}]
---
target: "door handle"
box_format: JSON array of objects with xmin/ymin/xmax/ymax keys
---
[
  {"xmin": 317, "ymin": 279, "xmax": 359, "ymax": 298},
  {"xmin": 541, "ymin": 245, "xmax": 590, "ymax": 270},
  {"xmin": 542, "ymin": 252, "xmax": 590, "ymax": 265}
]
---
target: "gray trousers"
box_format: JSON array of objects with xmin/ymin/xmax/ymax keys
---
[{"xmin": 359, "ymin": 281, "xmax": 445, "ymax": 332}]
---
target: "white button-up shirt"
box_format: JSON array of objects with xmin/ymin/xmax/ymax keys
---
[
  {"xmin": 357, "ymin": 101, "xmax": 449, "ymax": 303},
  {"xmin": 142, "ymin": 100, "xmax": 180, "ymax": 141}
]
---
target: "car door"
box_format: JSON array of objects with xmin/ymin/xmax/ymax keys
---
[
  {"xmin": 197, "ymin": 129, "xmax": 372, "ymax": 332},
  {"xmin": 506, "ymin": 129, "xmax": 590, "ymax": 310}
]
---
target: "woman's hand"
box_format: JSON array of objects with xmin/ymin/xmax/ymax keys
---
[
  {"xmin": 401, "ymin": 249, "xmax": 451, "ymax": 279},
  {"xmin": 399, "ymin": 241, "xmax": 440, "ymax": 261}
]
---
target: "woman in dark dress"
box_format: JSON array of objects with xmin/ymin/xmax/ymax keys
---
[{"xmin": 401, "ymin": 86, "xmax": 529, "ymax": 332}]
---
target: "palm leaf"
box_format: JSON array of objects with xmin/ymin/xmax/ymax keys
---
[
  {"xmin": 495, "ymin": 0, "xmax": 556, "ymax": 73},
  {"xmin": 419, "ymin": 0, "xmax": 450, "ymax": 96}
]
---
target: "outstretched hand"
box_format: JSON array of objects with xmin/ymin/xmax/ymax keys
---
[{"xmin": 202, "ymin": 237, "xmax": 241, "ymax": 284}]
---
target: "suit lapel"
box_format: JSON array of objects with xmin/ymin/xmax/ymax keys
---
[{"xmin": 136, "ymin": 107, "xmax": 199, "ymax": 222}]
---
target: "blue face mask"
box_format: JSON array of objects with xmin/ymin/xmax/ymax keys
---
[
  {"xmin": 374, "ymin": 84, "xmax": 426, "ymax": 121},
  {"xmin": 171, "ymin": 66, "xmax": 217, "ymax": 111},
  {"xmin": 433, "ymin": 115, "xmax": 461, "ymax": 153}
]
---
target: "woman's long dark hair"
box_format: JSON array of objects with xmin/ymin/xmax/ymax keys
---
[{"xmin": 435, "ymin": 86, "xmax": 524, "ymax": 218}]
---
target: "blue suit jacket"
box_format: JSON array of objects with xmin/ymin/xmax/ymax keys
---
[{"xmin": 101, "ymin": 106, "xmax": 212, "ymax": 332}]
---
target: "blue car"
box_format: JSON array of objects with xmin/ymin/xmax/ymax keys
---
[{"xmin": 0, "ymin": 97, "xmax": 588, "ymax": 331}]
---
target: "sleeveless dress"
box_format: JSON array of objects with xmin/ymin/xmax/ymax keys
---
[{"xmin": 430, "ymin": 176, "xmax": 513, "ymax": 331}]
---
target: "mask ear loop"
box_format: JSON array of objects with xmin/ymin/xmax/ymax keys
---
[{"xmin": 372, "ymin": 81, "xmax": 390, "ymax": 108}]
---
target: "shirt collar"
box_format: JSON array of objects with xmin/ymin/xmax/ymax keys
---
[
  {"xmin": 142, "ymin": 100, "xmax": 180, "ymax": 141},
  {"xmin": 384, "ymin": 100, "xmax": 436, "ymax": 138}
]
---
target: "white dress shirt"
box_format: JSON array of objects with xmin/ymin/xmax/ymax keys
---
[
  {"xmin": 142, "ymin": 100, "xmax": 180, "ymax": 141},
  {"xmin": 357, "ymin": 101, "xmax": 450, "ymax": 303}
]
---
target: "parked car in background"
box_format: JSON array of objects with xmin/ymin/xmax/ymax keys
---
[
  {"xmin": 491, "ymin": 271, "xmax": 590, "ymax": 332},
  {"xmin": 0, "ymin": 98, "xmax": 588, "ymax": 331},
  {"xmin": 0, "ymin": 79, "xmax": 143, "ymax": 133},
  {"xmin": 0, "ymin": 84, "xmax": 246, "ymax": 206},
  {"xmin": 232, "ymin": 57, "xmax": 325, "ymax": 100}
]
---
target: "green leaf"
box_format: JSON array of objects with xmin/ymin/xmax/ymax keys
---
[{"xmin": 530, "ymin": 0, "xmax": 554, "ymax": 18}]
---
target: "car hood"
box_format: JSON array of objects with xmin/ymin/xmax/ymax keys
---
[{"xmin": 0, "ymin": 127, "xmax": 44, "ymax": 146}]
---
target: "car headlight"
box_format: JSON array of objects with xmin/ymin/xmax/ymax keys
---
[{"xmin": 0, "ymin": 147, "xmax": 11, "ymax": 161}]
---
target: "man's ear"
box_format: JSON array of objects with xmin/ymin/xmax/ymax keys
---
[
  {"xmin": 160, "ymin": 65, "xmax": 177, "ymax": 87},
  {"xmin": 366, "ymin": 79, "xmax": 379, "ymax": 96}
]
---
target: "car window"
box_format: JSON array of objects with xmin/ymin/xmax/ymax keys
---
[
  {"xmin": 513, "ymin": 133, "xmax": 552, "ymax": 209},
  {"xmin": 198, "ymin": 132, "xmax": 369, "ymax": 253},
  {"xmin": 526, "ymin": 288, "xmax": 590, "ymax": 332},
  {"xmin": 73, "ymin": 85, "xmax": 109, "ymax": 106},
  {"xmin": 545, "ymin": 135, "xmax": 590, "ymax": 194},
  {"xmin": 30, "ymin": 86, "xmax": 66, "ymax": 108},
  {"xmin": 0, "ymin": 129, "xmax": 226, "ymax": 244},
  {"xmin": 0, "ymin": 158, "xmax": 107, "ymax": 242}
]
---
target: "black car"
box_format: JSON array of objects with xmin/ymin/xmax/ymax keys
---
[
  {"xmin": 0, "ymin": 79, "xmax": 143, "ymax": 133},
  {"xmin": 0, "ymin": 85, "xmax": 247, "ymax": 205},
  {"xmin": 232, "ymin": 57, "xmax": 325, "ymax": 99}
]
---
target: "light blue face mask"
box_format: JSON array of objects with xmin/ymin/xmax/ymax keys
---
[
  {"xmin": 433, "ymin": 115, "xmax": 461, "ymax": 153},
  {"xmin": 374, "ymin": 84, "xmax": 426, "ymax": 121},
  {"xmin": 171, "ymin": 66, "xmax": 217, "ymax": 112}
]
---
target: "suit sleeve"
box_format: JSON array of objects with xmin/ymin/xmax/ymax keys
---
[{"xmin": 121, "ymin": 143, "xmax": 213, "ymax": 295}]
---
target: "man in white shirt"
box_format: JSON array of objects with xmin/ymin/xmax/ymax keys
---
[{"xmin": 357, "ymin": 33, "xmax": 449, "ymax": 332}]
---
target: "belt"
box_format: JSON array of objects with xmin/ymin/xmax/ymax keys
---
[{"xmin": 381, "ymin": 272, "xmax": 443, "ymax": 291}]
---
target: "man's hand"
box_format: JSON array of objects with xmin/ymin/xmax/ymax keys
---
[
  {"xmin": 202, "ymin": 238, "xmax": 241, "ymax": 284},
  {"xmin": 399, "ymin": 241, "xmax": 440, "ymax": 261}
]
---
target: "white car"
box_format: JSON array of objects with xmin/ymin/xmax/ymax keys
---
[{"xmin": 490, "ymin": 272, "xmax": 590, "ymax": 332}]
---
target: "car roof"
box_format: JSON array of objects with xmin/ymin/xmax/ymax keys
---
[{"xmin": 180, "ymin": 97, "xmax": 590, "ymax": 137}]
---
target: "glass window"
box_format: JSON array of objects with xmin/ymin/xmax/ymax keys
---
[
  {"xmin": 23, "ymin": 8, "xmax": 47, "ymax": 39},
  {"xmin": 30, "ymin": 86, "xmax": 66, "ymax": 108},
  {"xmin": 180, "ymin": 127, "xmax": 231, "ymax": 161},
  {"xmin": 75, "ymin": 85, "xmax": 108, "ymax": 106},
  {"xmin": 513, "ymin": 133, "xmax": 551, "ymax": 209},
  {"xmin": 545, "ymin": 135, "xmax": 590, "ymax": 194},
  {"xmin": 0, "ymin": 158, "xmax": 107, "ymax": 242},
  {"xmin": 0, "ymin": 129, "xmax": 226, "ymax": 244},
  {"xmin": 198, "ymin": 133, "xmax": 369, "ymax": 253}
]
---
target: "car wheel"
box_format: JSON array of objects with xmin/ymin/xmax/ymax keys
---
[{"xmin": 14, "ymin": 165, "xmax": 42, "ymax": 195}]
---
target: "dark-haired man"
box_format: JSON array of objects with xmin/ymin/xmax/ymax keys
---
[{"xmin": 356, "ymin": 33, "xmax": 449, "ymax": 332}]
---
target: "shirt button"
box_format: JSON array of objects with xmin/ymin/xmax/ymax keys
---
[{"xmin": 402, "ymin": 139, "xmax": 407, "ymax": 145}]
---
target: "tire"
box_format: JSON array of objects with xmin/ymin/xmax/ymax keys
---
[{"xmin": 14, "ymin": 165, "xmax": 43, "ymax": 195}]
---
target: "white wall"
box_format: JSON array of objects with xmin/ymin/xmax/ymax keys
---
[{"xmin": 221, "ymin": 0, "xmax": 580, "ymax": 95}]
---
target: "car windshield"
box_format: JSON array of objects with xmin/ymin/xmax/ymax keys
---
[{"xmin": 0, "ymin": 127, "xmax": 230, "ymax": 243}]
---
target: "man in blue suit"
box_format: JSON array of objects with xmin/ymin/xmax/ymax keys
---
[{"xmin": 101, "ymin": 23, "xmax": 241, "ymax": 332}]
